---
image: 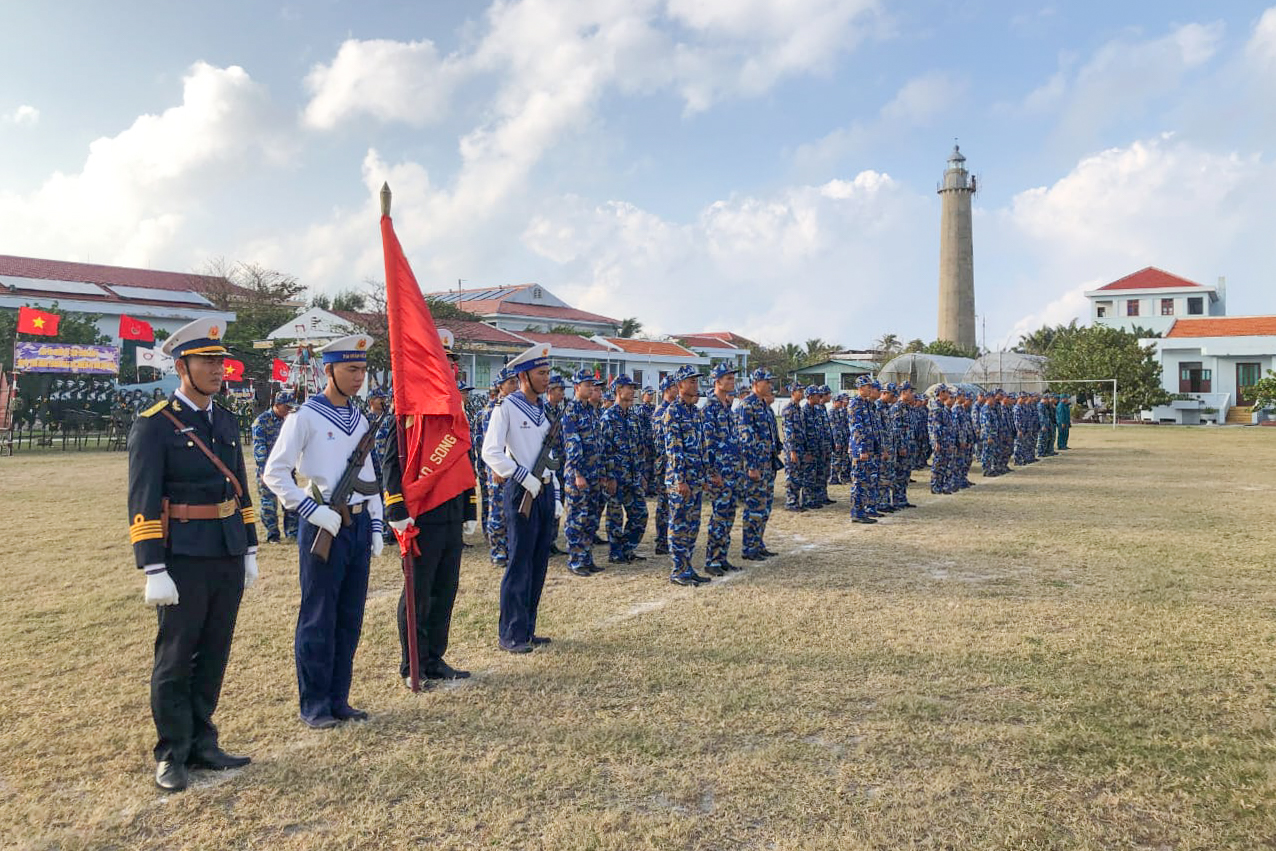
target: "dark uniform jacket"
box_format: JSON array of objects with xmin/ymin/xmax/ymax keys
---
[
  {"xmin": 127, "ymin": 395, "xmax": 258, "ymax": 568},
  {"xmin": 381, "ymin": 423, "xmax": 478, "ymax": 526}
]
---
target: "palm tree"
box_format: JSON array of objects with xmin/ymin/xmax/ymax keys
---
[
  {"xmin": 780, "ymin": 343, "xmax": 804, "ymax": 376},
  {"xmin": 617, "ymin": 317, "xmax": 643, "ymax": 338},
  {"xmin": 803, "ymin": 338, "xmax": 836, "ymax": 366}
]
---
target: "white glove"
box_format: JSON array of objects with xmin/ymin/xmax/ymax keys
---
[
  {"xmin": 520, "ymin": 475, "xmax": 542, "ymax": 499},
  {"xmin": 371, "ymin": 535, "xmax": 385, "ymax": 557},
  {"xmin": 144, "ymin": 568, "xmax": 179, "ymax": 606},
  {"xmin": 389, "ymin": 517, "xmax": 414, "ymax": 534},
  {"xmin": 554, "ymin": 499, "xmax": 563, "ymax": 519},
  {"xmin": 463, "ymin": 520, "xmax": 478, "ymax": 535},
  {"xmin": 244, "ymin": 549, "xmax": 259, "ymax": 590},
  {"xmin": 308, "ymin": 505, "xmax": 342, "ymax": 537}
]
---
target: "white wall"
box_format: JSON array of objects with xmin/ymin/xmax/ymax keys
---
[{"xmin": 1090, "ymin": 290, "xmax": 1219, "ymax": 334}]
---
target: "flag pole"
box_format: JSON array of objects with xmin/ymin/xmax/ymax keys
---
[{"xmin": 384, "ymin": 182, "xmax": 421, "ymax": 694}]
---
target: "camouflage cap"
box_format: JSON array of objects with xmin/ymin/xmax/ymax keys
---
[
  {"xmin": 750, "ymin": 368, "xmax": 775, "ymax": 384},
  {"xmin": 709, "ymin": 362, "xmax": 738, "ymax": 380}
]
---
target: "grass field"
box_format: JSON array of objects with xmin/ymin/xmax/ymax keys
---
[{"xmin": 2, "ymin": 426, "xmax": 1275, "ymax": 850}]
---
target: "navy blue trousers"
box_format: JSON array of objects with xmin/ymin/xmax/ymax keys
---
[
  {"xmin": 498, "ymin": 482, "xmax": 554, "ymax": 646},
  {"xmin": 295, "ymin": 511, "xmax": 371, "ymax": 722}
]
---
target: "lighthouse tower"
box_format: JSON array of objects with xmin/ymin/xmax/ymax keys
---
[{"xmin": 937, "ymin": 144, "xmax": 976, "ymax": 351}]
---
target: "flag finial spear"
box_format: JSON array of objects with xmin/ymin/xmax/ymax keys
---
[{"xmin": 380, "ymin": 182, "xmax": 392, "ymax": 216}]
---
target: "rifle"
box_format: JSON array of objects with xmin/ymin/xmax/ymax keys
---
[
  {"xmin": 310, "ymin": 413, "xmax": 385, "ymax": 561},
  {"xmin": 517, "ymin": 414, "xmax": 562, "ymax": 518}
]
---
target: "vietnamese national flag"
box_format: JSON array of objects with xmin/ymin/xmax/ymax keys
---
[
  {"xmin": 119, "ymin": 314, "xmax": 155, "ymax": 342},
  {"xmin": 17, "ymin": 306, "xmax": 59, "ymax": 336},
  {"xmin": 382, "ymin": 209, "xmax": 475, "ymax": 518},
  {"xmin": 272, "ymin": 358, "xmax": 291, "ymax": 382},
  {"xmin": 223, "ymin": 358, "xmax": 245, "ymax": 382}
]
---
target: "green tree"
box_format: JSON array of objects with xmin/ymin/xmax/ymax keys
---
[
  {"xmin": 921, "ymin": 339, "xmax": 980, "ymax": 359},
  {"xmin": 872, "ymin": 332, "xmax": 903, "ymax": 367},
  {"xmin": 331, "ymin": 290, "xmax": 368, "ymax": 312},
  {"xmin": 802, "ymin": 338, "xmax": 838, "ymax": 366},
  {"xmin": 617, "ymin": 317, "xmax": 644, "ymax": 338},
  {"xmin": 1044, "ymin": 325, "xmax": 1169, "ymax": 415},
  {"xmin": 904, "ymin": 338, "xmax": 926, "ymax": 353},
  {"xmin": 1246, "ymin": 369, "xmax": 1276, "ymax": 410}
]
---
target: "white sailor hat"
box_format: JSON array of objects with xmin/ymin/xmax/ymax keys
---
[
  {"xmin": 161, "ymin": 318, "xmax": 230, "ymax": 358},
  {"xmin": 506, "ymin": 342, "xmax": 552, "ymax": 374},
  {"xmin": 318, "ymin": 334, "xmax": 374, "ymax": 365},
  {"xmin": 438, "ymin": 328, "xmax": 456, "ymax": 356}
]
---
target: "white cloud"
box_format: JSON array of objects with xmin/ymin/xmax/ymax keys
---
[
  {"xmin": 301, "ymin": 38, "xmax": 462, "ymax": 129},
  {"xmin": 1246, "ymin": 6, "xmax": 1276, "ymax": 69},
  {"xmin": 4, "ymin": 105, "xmax": 39, "ymax": 126},
  {"xmin": 0, "ymin": 63, "xmax": 287, "ymax": 268}
]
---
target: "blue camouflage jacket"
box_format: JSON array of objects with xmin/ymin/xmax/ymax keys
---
[
  {"xmin": 736, "ymin": 392, "xmax": 777, "ymax": 473},
  {"xmin": 562, "ymin": 398, "xmax": 602, "ymax": 478},
  {"xmin": 849, "ymin": 396, "xmax": 878, "ymax": 457},
  {"xmin": 662, "ymin": 398, "xmax": 709, "ymax": 486},
  {"xmin": 701, "ymin": 394, "xmax": 741, "ymax": 477},
  {"xmin": 600, "ymin": 403, "xmax": 642, "ymax": 487}
]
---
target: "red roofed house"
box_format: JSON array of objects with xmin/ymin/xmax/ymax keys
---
[
  {"xmin": 1142, "ymin": 315, "xmax": 1276, "ymax": 424},
  {"xmin": 598, "ymin": 337, "xmax": 707, "ymax": 391},
  {"xmin": 673, "ymin": 332, "xmax": 751, "ymax": 375},
  {"xmin": 0, "ymin": 254, "xmax": 241, "ymax": 349},
  {"xmin": 425, "ymin": 284, "xmax": 621, "ymax": 337},
  {"xmin": 1085, "ymin": 267, "xmax": 1225, "ymax": 335}
]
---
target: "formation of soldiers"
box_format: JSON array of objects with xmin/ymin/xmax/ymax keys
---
[{"xmin": 465, "ymin": 367, "xmax": 1077, "ymax": 580}]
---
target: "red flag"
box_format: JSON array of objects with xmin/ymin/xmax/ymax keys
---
[
  {"xmin": 17, "ymin": 306, "xmax": 59, "ymax": 336},
  {"xmin": 382, "ymin": 213, "xmax": 475, "ymax": 518},
  {"xmin": 118, "ymin": 314, "xmax": 154, "ymax": 341},
  {"xmin": 272, "ymin": 358, "xmax": 291, "ymax": 382},
  {"xmin": 223, "ymin": 358, "xmax": 245, "ymax": 382}
]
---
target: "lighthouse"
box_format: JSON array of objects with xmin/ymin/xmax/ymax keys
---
[{"xmin": 937, "ymin": 144, "xmax": 976, "ymax": 351}]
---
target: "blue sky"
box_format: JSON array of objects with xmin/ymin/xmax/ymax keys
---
[{"xmin": 2, "ymin": 1, "xmax": 1273, "ymax": 349}]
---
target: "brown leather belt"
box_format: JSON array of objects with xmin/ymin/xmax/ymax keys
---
[{"xmin": 168, "ymin": 498, "xmax": 239, "ymax": 521}]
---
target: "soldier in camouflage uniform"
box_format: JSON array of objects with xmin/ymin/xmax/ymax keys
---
[
  {"xmin": 736, "ymin": 368, "xmax": 780, "ymax": 561},
  {"xmin": 848, "ymin": 375, "xmax": 879, "ymax": 523},
  {"xmin": 485, "ymin": 370, "xmax": 519, "ymax": 567},
  {"xmin": 545, "ymin": 374, "xmax": 567, "ymax": 555},
  {"xmin": 663, "ymin": 365, "xmax": 719, "ymax": 586},
  {"xmin": 637, "ymin": 387, "xmax": 658, "ymax": 497},
  {"xmin": 928, "ymin": 385, "xmax": 957, "ymax": 494},
  {"xmin": 954, "ymin": 390, "xmax": 976, "ymax": 488},
  {"xmin": 1012, "ymin": 393, "xmax": 1031, "ymax": 467},
  {"xmin": 890, "ymin": 383, "xmax": 917, "ymax": 508},
  {"xmin": 979, "ymin": 389, "xmax": 1002, "ymax": 476},
  {"xmin": 781, "ymin": 383, "xmax": 811, "ymax": 511},
  {"xmin": 251, "ymin": 391, "xmax": 298, "ymax": 542},
  {"xmin": 874, "ymin": 382, "xmax": 899, "ymax": 513},
  {"xmin": 651, "ymin": 375, "xmax": 678, "ymax": 555},
  {"xmin": 472, "ymin": 385, "xmax": 495, "ymax": 531},
  {"xmin": 562, "ymin": 370, "xmax": 606, "ymax": 576},
  {"xmin": 701, "ymin": 363, "xmax": 743, "ymax": 575},
  {"xmin": 601, "ymin": 374, "xmax": 648, "ymax": 564},
  {"xmin": 829, "ymin": 392, "xmax": 850, "ymax": 485}
]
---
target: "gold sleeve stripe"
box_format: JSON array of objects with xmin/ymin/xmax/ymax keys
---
[
  {"xmin": 384, "ymin": 492, "xmax": 404, "ymax": 506},
  {"xmin": 240, "ymin": 507, "xmax": 257, "ymax": 523},
  {"xmin": 129, "ymin": 526, "xmax": 164, "ymax": 543}
]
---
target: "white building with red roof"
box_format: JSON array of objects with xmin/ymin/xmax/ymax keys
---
[
  {"xmin": 1085, "ymin": 267, "xmax": 1225, "ymax": 334},
  {"xmin": 597, "ymin": 337, "xmax": 707, "ymax": 391},
  {"xmin": 425, "ymin": 283, "xmax": 621, "ymax": 336},
  {"xmin": 1142, "ymin": 316, "xmax": 1276, "ymax": 424},
  {"xmin": 0, "ymin": 253, "xmax": 239, "ymax": 342}
]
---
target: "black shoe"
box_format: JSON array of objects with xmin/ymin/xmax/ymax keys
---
[
  {"xmin": 462, "ymin": 541, "xmax": 474, "ymax": 548},
  {"xmin": 187, "ymin": 746, "xmax": 251, "ymax": 771},
  {"xmin": 333, "ymin": 705, "xmax": 369, "ymax": 722},
  {"xmin": 492, "ymin": 560, "xmax": 508, "ymax": 570},
  {"xmin": 824, "ymin": 499, "xmax": 837, "ymax": 505},
  {"xmin": 588, "ymin": 562, "xmax": 606, "ymax": 573},
  {"xmin": 424, "ymin": 662, "xmax": 471, "ymax": 680},
  {"xmin": 155, "ymin": 760, "xmax": 188, "ymax": 792},
  {"xmin": 568, "ymin": 565, "xmax": 594, "ymax": 577},
  {"xmin": 266, "ymin": 534, "xmax": 281, "ymax": 544},
  {"xmin": 760, "ymin": 548, "xmax": 779, "ymax": 557},
  {"xmin": 593, "ymin": 535, "xmax": 607, "ymax": 545},
  {"xmin": 548, "ymin": 544, "xmax": 565, "ymax": 555},
  {"xmin": 703, "ymin": 564, "xmax": 726, "ymax": 577},
  {"xmin": 608, "ymin": 555, "xmax": 628, "ymax": 564},
  {"xmin": 721, "ymin": 560, "xmax": 742, "ymax": 572},
  {"xmin": 741, "ymin": 552, "xmax": 767, "ymax": 561},
  {"xmin": 689, "ymin": 571, "xmax": 712, "ymax": 585},
  {"xmin": 499, "ymin": 640, "xmax": 533, "ymax": 654},
  {"xmin": 654, "ymin": 546, "xmax": 670, "ymax": 555},
  {"xmin": 302, "ymin": 714, "xmax": 340, "ymax": 730},
  {"xmin": 670, "ymin": 570, "xmax": 710, "ymax": 586},
  {"xmin": 402, "ymin": 676, "xmax": 434, "ymax": 691},
  {"xmin": 784, "ymin": 506, "xmax": 805, "ymax": 513},
  {"xmin": 531, "ymin": 635, "xmax": 552, "ymax": 646},
  {"xmin": 627, "ymin": 553, "xmax": 647, "ymax": 562},
  {"xmin": 899, "ymin": 502, "xmax": 917, "ymax": 509},
  {"xmin": 852, "ymin": 517, "xmax": 878, "ymax": 524}
]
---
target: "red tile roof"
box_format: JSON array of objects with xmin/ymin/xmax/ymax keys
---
[
  {"xmin": 0, "ymin": 253, "xmax": 247, "ymax": 296},
  {"xmin": 444, "ymin": 320, "xmax": 529, "ymax": 346},
  {"xmin": 677, "ymin": 334, "xmax": 739, "ymax": 350},
  {"xmin": 1095, "ymin": 267, "xmax": 1206, "ymax": 292},
  {"xmin": 605, "ymin": 338, "xmax": 695, "ymax": 356},
  {"xmin": 1165, "ymin": 316, "xmax": 1276, "ymax": 338},
  {"xmin": 424, "ymin": 284, "xmax": 620, "ymax": 326},
  {"xmin": 511, "ymin": 330, "xmax": 608, "ymax": 351}
]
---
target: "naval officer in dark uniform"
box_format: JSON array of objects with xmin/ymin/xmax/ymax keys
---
[{"xmin": 127, "ymin": 319, "xmax": 258, "ymax": 792}]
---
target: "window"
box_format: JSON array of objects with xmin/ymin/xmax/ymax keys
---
[
  {"xmin": 841, "ymin": 373, "xmax": 859, "ymax": 391},
  {"xmin": 1095, "ymin": 300, "xmax": 1112, "ymax": 318},
  {"xmin": 800, "ymin": 373, "xmax": 825, "ymax": 387},
  {"xmin": 532, "ymin": 286, "xmax": 543, "ymax": 300},
  {"xmin": 1161, "ymin": 298, "xmax": 1174, "ymax": 316},
  {"xmin": 1178, "ymin": 362, "xmax": 1211, "ymax": 393},
  {"xmin": 1188, "ymin": 297, "xmax": 1204, "ymax": 315},
  {"xmin": 632, "ymin": 369, "xmax": 643, "ymax": 386},
  {"xmin": 1126, "ymin": 300, "xmax": 1140, "ymax": 317}
]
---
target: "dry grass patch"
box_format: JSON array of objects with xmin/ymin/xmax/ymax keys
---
[{"xmin": 1, "ymin": 425, "xmax": 1274, "ymax": 849}]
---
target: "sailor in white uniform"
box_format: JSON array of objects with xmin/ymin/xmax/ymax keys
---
[
  {"xmin": 481, "ymin": 343, "xmax": 562, "ymax": 653},
  {"xmin": 263, "ymin": 334, "xmax": 384, "ymax": 728}
]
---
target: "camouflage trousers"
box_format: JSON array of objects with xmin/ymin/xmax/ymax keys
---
[
  {"xmin": 1037, "ymin": 424, "xmax": 1056, "ymax": 456},
  {"xmin": 808, "ymin": 450, "xmax": 830, "ymax": 506},
  {"xmin": 830, "ymin": 444, "xmax": 850, "ymax": 484},
  {"xmin": 930, "ymin": 447, "xmax": 957, "ymax": 493},
  {"xmin": 957, "ymin": 444, "xmax": 973, "ymax": 484},
  {"xmin": 1013, "ymin": 433, "xmax": 1032, "ymax": 465},
  {"xmin": 784, "ymin": 455, "xmax": 808, "ymax": 509},
  {"xmin": 477, "ymin": 461, "xmax": 490, "ymax": 529},
  {"xmin": 703, "ymin": 472, "xmax": 739, "ymax": 567},
  {"xmin": 850, "ymin": 456, "xmax": 877, "ymax": 518},
  {"xmin": 980, "ymin": 438, "xmax": 999, "ymax": 475},
  {"xmin": 605, "ymin": 482, "xmax": 648, "ymax": 560},
  {"xmin": 257, "ymin": 473, "xmax": 298, "ymax": 540},
  {"xmin": 485, "ymin": 473, "xmax": 508, "ymax": 564},
  {"xmin": 564, "ymin": 477, "xmax": 603, "ymax": 570},
  {"xmin": 876, "ymin": 452, "xmax": 897, "ymax": 510},
  {"xmin": 666, "ymin": 481, "xmax": 704, "ymax": 574},
  {"xmin": 890, "ymin": 451, "xmax": 910, "ymax": 505},
  {"xmin": 739, "ymin": 470, "xmax": 774, "ymax": 556}
]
